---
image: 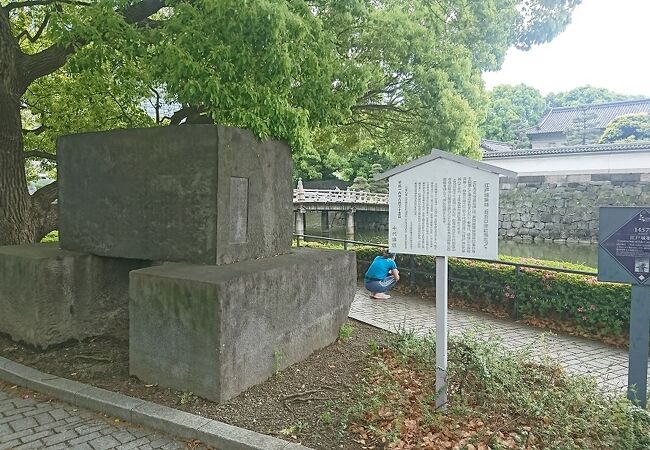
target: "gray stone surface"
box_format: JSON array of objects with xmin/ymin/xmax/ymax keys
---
[
  {"xmin": 129, "ymin": 248, "xmax": 356, "ymax": 402},
  {"xmin": 0, "ymin": 244, "xmax": 150, "ymax": 348},
  {"xmin": 498, "ymin": 173, "xmax": 650, "ymax": 242},
  {"xmin": 58, "ymin": 124, "xmax": 292, "ymax": 265},
  {"xmin": 0, "ymin": 384, "xmax": 206, "ymax": 449}
]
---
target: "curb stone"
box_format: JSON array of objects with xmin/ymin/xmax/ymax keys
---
[{"xmin": 0, "ymin": 356, "xmax": 313, "ymax": 450}]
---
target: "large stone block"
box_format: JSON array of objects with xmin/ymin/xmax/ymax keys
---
[
  {"xmin": 58, "ymin": 125, "xmax": 292, "ymax": 265},
  {"xmin": 129, "ymin": 248, "xmax": 356, "ymax": 402},
  {"xmin": 0, "ymin": 244, "xmax": 150, "ymax": 348}
]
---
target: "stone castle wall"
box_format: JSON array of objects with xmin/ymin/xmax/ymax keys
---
[{"xmin": 499, "ymin": 173, "xmax": 650, "ymax": 243}]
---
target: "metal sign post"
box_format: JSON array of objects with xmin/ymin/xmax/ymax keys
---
[
  {"xmin": 629, "ymin": 286, "xmax": 650, "ymax": 406},
  {"xmin": 377, "ymin": 150, "xmax": 514, "ymax": 411},
  {"xmin": 435, "ymin": 255, "xmax": 448, "ymax": 409},
  {"xmin": 598, "ymin": 206, "xmax": 650, "ymax": 408}
]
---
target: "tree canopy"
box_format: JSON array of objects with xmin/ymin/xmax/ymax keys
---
[
  {"xmin": 600, "ymin": 113, "xmax": 650, "ymax": 144},
  {"xmin": 0, "ymin": 0, "xmax": 581, "ymax": 244},
  {"xmin": 546, "ymin": 86, "xmax": 643, "ymax": 107},
  {"xmin": 480, "ymin": 84, "xmax": 546, "ymax": 144}
]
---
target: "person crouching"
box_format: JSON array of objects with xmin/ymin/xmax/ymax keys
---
[{"xmin": 364, "ymin": 250, "xmax": 400, "ymax": 299}]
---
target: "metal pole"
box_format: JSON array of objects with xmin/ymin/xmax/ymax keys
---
[
  {"xmin": 435, "ymin": 256, "xmax": 448, "ymax": 410},
  {"xmin": 628, "ymin": 285, "xmax": 650, "ymax": 408}
]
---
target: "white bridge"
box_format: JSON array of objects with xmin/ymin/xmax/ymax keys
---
[
  {"xmin": 293, "ymin": 188, "xmax": 388, "ymax": 208},
  {"xmin": 292, "ymin": 179, "xmax": 388, "ymax": 237}
]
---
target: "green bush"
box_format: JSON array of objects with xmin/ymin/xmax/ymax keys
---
[
  {"xmin": 40, "ymin": 230, "xmax": 59, "ymax": 243},
  {"xmin": 311, "ymin": 243, "xmax": 631, "ymax": 338}
]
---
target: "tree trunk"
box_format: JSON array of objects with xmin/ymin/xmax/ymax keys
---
[
  {"xmin": 0, "ymin": 1, "xmax": 166, "ymax": 246},
  {"xmin": 0, "ymin": 9, "xmax": 36, "ymax": 245}
]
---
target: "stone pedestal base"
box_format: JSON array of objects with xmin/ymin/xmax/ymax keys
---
[
  {"xmin": 129, "ymin": 248, "xmax": 356, "ymax": 402},
  {"xmin": 0, "ymin": 244, "xmax": 151, "ymax": 348}
]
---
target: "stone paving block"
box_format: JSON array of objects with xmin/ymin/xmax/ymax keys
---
[
  {"xmin": 116, "ymin": 436, "xmax": 157, "ymax": 449},
  {"xmin": 75, "ymin": 423, "xmax": 106, "ymax": 435},
  {"xmin": 43, "ymin": 429, "xmax": 78, "ymax": 446},
  {"xmin": 70, "ymin": 443, "xmax": 94, "ymax": 450},
  {"xmin": 3, "ymin": 386, "xmax": 214, "ymax": 450},
  {"xmin": 0, "ymin": 440, "xmax": 21, "ymax": 450},
  {"xmin": 0, "ymin": 428, "xmax": 32, "ymax": 442},
  {"xmin": 12, "ymin": 440, "xmax": 43, "ymax": 450},
  {"xmin": 34, "ymin": 411, "xmax": 55, "ymax": 425},
  {"xmin": 44, "ymin": 444, "xmax": 69, "ymax": 450},
  {"xmin": 111, "ymin": 430, "xmax": 135, "ymax": 444},
  {"xmin": 18, "ymin": 429, "xmax": 52, "ymax": 443},
  {"xmin": 49, "ymin": 407, "xmax": 70, "ymax": 421},
  {"xmin": 67, "ymin": 431, "xmax": 102, "ymax": 446},
  {"xmin": 88, "ymin": 434, "xmax": 120, "ymax": 450}
]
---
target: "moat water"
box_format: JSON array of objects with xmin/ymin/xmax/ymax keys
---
[{"xmin": 304, "ymin": 215, "xmax": 598, "ymax": 268}]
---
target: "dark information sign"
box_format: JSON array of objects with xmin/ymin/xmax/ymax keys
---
[
  {"xmin": 599, "ymin": 207, "xmax": 650, "ymax": 285},
  {"xmin": 598, "ymin": 207, "xmax": 650, "ymax": 408}
]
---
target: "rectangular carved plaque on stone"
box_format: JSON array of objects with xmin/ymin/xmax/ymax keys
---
[{"xmin": 229, "ymin": 177, "xmax": 249, "ymax": 243}]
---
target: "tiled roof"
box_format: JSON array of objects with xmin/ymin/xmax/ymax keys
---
[
  {"xmin": 483, "ymin": 141, "xmax": 650, "ymax": 159},
  {"xmin": 480, "ymin": 139, "xmax": 515, "ymax": 153},
  {"xmin": 525, "ymin": 99, "xmax": 650, "ymax": 135}
]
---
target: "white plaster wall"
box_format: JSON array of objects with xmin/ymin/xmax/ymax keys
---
[
  {"xmin": 529, "ymin": 133, "xmax": 566, "ymax": 148},
  {"xmin": 486, "ymin": 151, "xmax": 650, "ymax": 176}
]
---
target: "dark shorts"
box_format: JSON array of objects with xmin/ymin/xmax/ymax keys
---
[{"xmin": 365, "ymin": 276, "xmax": 397, "ymax": 293}]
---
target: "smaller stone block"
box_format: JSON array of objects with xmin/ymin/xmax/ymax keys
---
[
  {"xmin": 0, "ymin": 244, "xmax": 151, "ymax": 348},
  {"xmin": 129, "ymin": 248, "xmax": 356, "ymax": 402}
]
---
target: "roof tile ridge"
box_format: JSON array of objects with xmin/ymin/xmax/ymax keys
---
[{"xmin": 549, "ymin": 98, "xmax": 650, "ymax": 112}]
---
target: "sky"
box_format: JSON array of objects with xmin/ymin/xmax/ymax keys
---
[{"xmin": 482, "ymin": 0, "xmax": 650, "ymax": 97}]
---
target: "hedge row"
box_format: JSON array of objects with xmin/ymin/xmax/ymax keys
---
[{"xmin": 335, "ymin": 244, "xmax": 631, "ymax": 338}]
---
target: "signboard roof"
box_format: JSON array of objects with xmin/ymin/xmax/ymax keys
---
[{"xmin": 374, "ymin": 149, "xmax": 517, "ymax": 180}]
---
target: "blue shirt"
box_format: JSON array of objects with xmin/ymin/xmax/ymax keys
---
[{"xmin": 364, "ymin": 256, "xmax": 397, "ymax": 281}]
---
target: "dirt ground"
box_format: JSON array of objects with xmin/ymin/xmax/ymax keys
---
[{"xmin": 0, "ymin": 319, "xmax": 385, "ymax": 450}]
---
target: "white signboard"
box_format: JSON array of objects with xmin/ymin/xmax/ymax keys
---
[{"xmin": 388, "ymin": 158, "xmax": 499, "ymax": 260}]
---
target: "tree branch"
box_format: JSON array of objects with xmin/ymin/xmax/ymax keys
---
[
  {"xmin": 22, "ymin": 124, "xmax": 47, "ymax": 135},
  {"xmin": 16, "ymin": 12, "xmax": 50, "ymax": 43},
  {"xmin": 34, "ymin": 198, "xmax": 58, "ymax": 240},
  {"xmin": 4, "ymin": 0, "xmax": 90, "ymax": 11},
  {"xmin": 15, "ymin": 0, "xmax": 169, "ymax": 92},
  {"xmin": 23, "ymin": 150, "xmax": 55, "ymax": 160},
  {"xmin": 31, "ymin": 180, "xmax": 58, "ymax": 211}
]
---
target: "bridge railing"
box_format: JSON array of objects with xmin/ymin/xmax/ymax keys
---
[{"xmin": 293, "ymin": 189, "xmax": 388, "ymax": 205}]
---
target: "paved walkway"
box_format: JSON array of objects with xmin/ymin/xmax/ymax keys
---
[
  {"xmin": 0, "ymin": 385, "xmax": 208, "ymax": 450},
  {"xmin": 350, "ymin": 287, "xmax": 648, "ymax": 392}
]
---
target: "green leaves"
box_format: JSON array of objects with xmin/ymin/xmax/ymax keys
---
[
  {"xmin": 481, "ymin": 84, "xmax": 546, "ymax": 144},
  {"xmin": 600, "ymin": 113, "xmax": 650, "ymax": 144},
  {"xmin": 7, "ymin": 0, "xmax": 580, "ymax": 179}
]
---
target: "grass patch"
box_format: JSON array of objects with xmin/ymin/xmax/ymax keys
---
[{"xmin": 338, "ymin": 323, "xmax": 355, "ymax": 341}]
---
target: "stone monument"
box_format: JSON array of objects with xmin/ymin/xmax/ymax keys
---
[{"xmin": 52, "ymin": 124, "xmax": 356, "ymax": 402}]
